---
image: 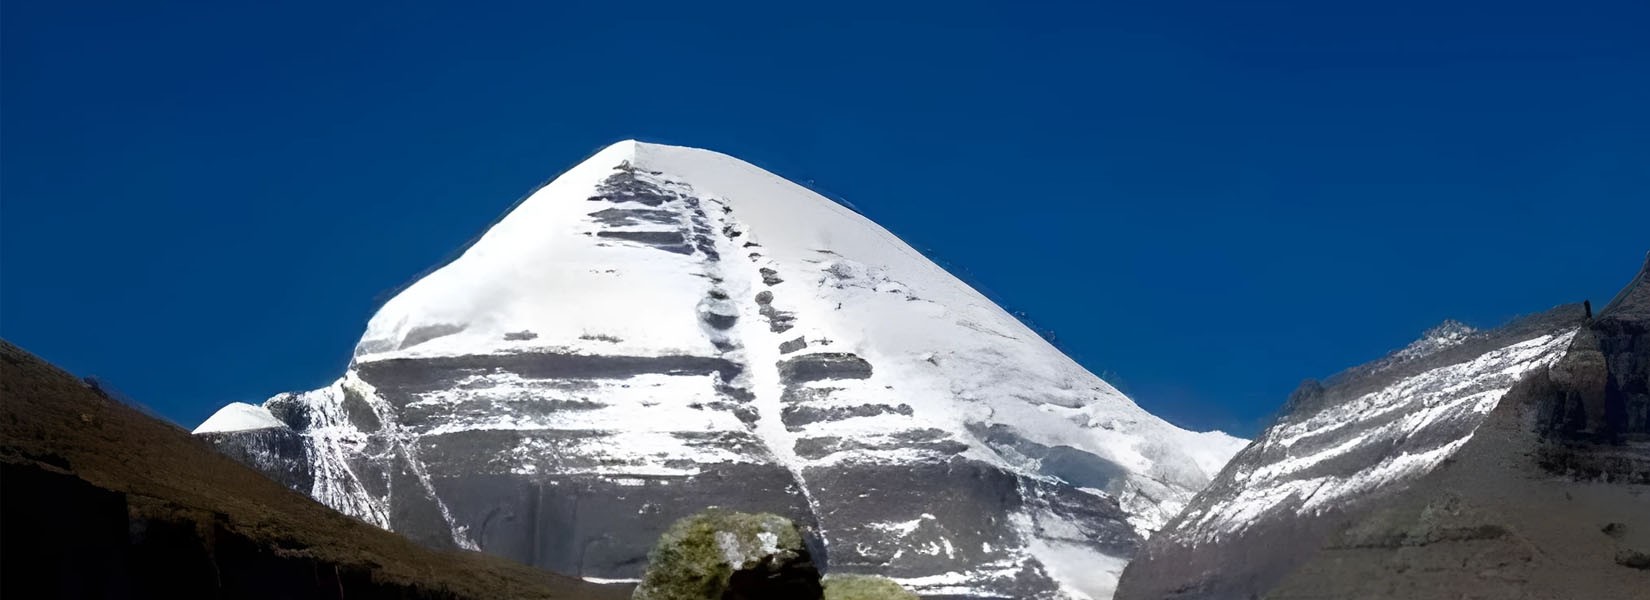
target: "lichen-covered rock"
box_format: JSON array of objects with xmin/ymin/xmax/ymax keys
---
[
  {"xmin": 633, "ymin": 509, "xmax": 822, "ymax": 600},
  {"xmin": 822, "ymin": 575, "xmax": 919, "ymax": 600}
]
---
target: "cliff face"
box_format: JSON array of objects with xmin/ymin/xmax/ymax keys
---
[
  {"xmin": 0, "ymin": 340, "xmax": 627, "ymax": 600},
  {"xmin": 196, "ymin": 427, "xmax": 314, "ymax": 492},
  {"xmin": 1116, "ymin": 255, "xmax": 1650, "ymax": 600}
]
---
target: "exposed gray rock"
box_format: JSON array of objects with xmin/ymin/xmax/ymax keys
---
[
  {"xmin": 782, "ymin": 403, "xmax": 911, "ymax": 431},
  {"xmin": 588, "ymin": 207, "xmax": 679, "ymax": 227},
  {"xmin": 340, "ymin": 386, "xmax": 381, "ymax": 432},
  {"xmin": 401, "ymin": 323, "xmax": 465, "ymax": 350},
  {"xmin": 195, "ymin": 427, "xmax": 314, "ymax": 493},
  {"xmin": 597, "ymin": 230, "xmax": 686, "ymax": 246},
  {"xmin": 587, "ymin": 171, "xmax": 674, "ymax": 206},
  {"xmin": 760, "ymin": 304, "xmax": 796, "ymax": 333},
  {"xmin": 779, "ymin": 337, "xmax": 807, "ymax": 354},
  {"xmin": 264, "ymin": 393, "xmax": 312, "ymax": 430},
  {"xmin": 793, "ymin": 429, "xmax": 967, "ymax": 460},
  {"xmin": 778, "ymin": 353, "xmax": 873, "ymax": 383}
]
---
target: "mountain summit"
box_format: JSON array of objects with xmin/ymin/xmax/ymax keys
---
[{"xmin": 197, "ymin": 140, "xmax": 1244, "ymax": 599}]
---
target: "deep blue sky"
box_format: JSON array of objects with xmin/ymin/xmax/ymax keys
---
[{"xmin": 3, "ymin": 1, "xmax": 1646, "ymax": 436}]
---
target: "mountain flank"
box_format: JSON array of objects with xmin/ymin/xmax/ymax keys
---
[
  {"xmin": 1115, "ymin": 254, "xmax": 1650, "ymax": 600},
  {"xmin": 0, "ymin": 340, "xmax": 629, "ymax": 600}
]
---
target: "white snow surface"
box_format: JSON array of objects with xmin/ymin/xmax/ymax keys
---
[
  {"xmin": 193, "ymin": 402, "xmax": 286, "ymax": 434},
  {"xmin": 352, "ymin": 141, "xmax": 1241, "ymax": 492}
]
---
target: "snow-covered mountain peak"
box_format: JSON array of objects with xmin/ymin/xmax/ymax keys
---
[
  {"xmin": 204, "ymin": 140, "xmax": 1247, "ymax": 599},
  {"xmin": 349, "ymin": 139, "xmax": 1162, "ymax": 428},
  {"xmin": 354, "ymin": 139, "xmax": 955, "ymax": 363}
]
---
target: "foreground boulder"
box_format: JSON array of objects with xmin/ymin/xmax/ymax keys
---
[
  {"xmin": 633, "ymin": 509, "xmax": 822, "ymax": 600},
  {"xmin": 822, "ymin": 575, "xmax": 919, "ymax": 600}
]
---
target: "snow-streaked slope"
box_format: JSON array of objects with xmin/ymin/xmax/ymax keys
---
[
  {"xmin": 1114, "ymin": 304, "xmax": 1587, "ymax": 600},
  {"xmin": 356, "ymin": 142, "xmax": 713, "ymax": 362},
  {"xmin": 201, "ymin": 140, "xmax": 1244, "ymax": 600},
  {"xmin": 194, "ymin": 402, "xmax": 285, "ymax": 434},
  {"xmin": 1175, "ymin": 329, "xmax": 1575, "ymax": 542}
]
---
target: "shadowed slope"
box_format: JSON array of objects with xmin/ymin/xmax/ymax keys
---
[{"xmin": 0, "ymin": 340, "xmax": 629, "ymax": 600}]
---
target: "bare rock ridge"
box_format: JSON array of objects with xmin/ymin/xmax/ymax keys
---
[
  {"xmin": 0, "ymin": 341, "xmax": 625, "ymax": 600},
  {"xmin": 195, "ymin": 140, "xmax": 1246, "ymax": 599},
  {"xmin": 1114, "ymin": 254, "xmax": 1650, "ymax": 600}
]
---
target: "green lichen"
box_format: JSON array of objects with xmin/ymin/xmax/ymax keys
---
[
  {"xmin": 823, "ymin": 575, "xmax": 919, "ymax": 600},
  {"xmin": 632, "ymin": 509, "xmax": 809, "ymax": 600}
]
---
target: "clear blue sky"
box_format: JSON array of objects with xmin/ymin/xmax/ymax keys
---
[{"xmin": 3, "ymin": 1, "xmax": 1646, "ymax": 436}]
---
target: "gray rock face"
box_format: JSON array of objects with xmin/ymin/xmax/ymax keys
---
[
  {"xmin": 1116, "ymin": 255, "xmax": 1650, "ymax": 600},
  {"xmin": 197, "ymin": 141, "xmax": 1243, "ymax": 599},
  {"xmin": 195, "ymin": 427, "xmax": 313, "ymax": 493}
]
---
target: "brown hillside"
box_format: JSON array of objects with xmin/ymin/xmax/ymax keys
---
[{"xmin": 0, "ymin": 340, "xmax": 631, "ymax": 599}]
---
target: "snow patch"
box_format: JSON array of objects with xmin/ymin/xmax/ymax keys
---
[{"xmin": 193, "ymin": 402, "xmax": 286, "ymax": 434}]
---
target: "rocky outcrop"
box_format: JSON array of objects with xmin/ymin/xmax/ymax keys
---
[
  {"xmin": 632, "ymin": 510, "xmax": 822, "ymax": 600},
  {"xmin": 194, "ymin": 427, "xmax": 313, "ymax": 491}
]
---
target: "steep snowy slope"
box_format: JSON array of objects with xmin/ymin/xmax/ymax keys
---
[
  {"xmin": 1117, "ymin": 258, "xmax": 1650, "ymax": 599},
  {"xmin": 198, "ymin": 140, "xmax": 1244, "ymax": 599}
]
